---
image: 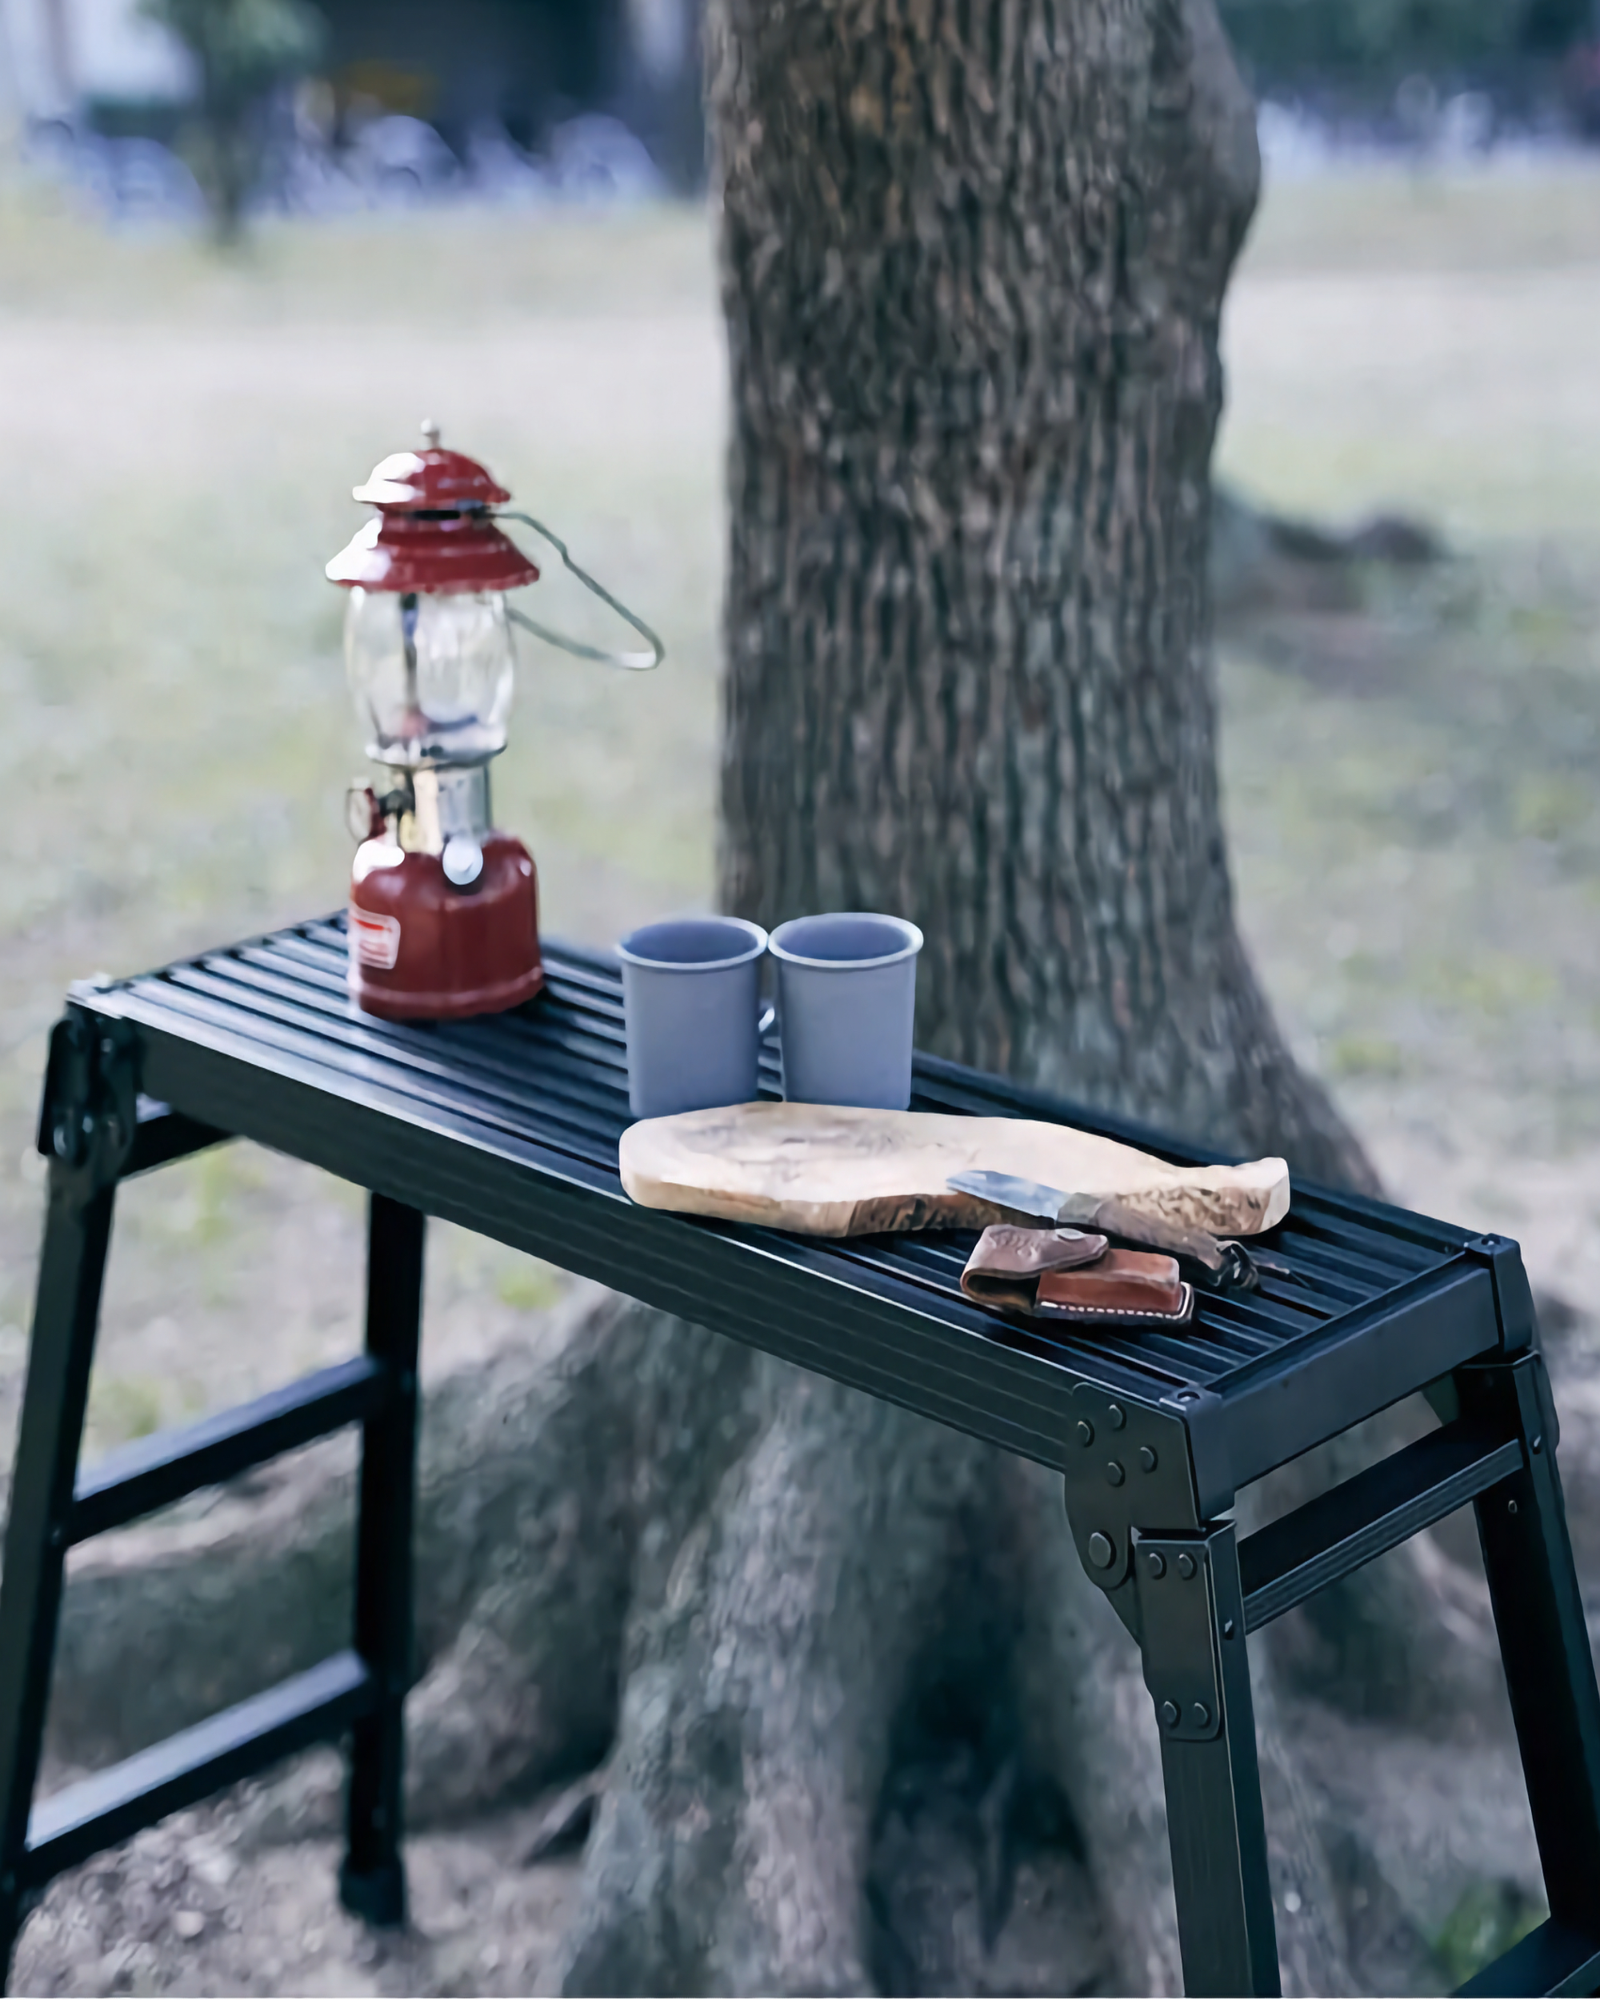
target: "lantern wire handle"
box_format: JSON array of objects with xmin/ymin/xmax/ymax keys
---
[{"xmin": 496, "ymin": 511, "xmax": 664, "ymax": 670}]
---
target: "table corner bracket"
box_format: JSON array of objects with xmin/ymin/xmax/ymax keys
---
[{"xmin": 35, "ymin": 1010, "xmax": 140, "ymax": 1187}]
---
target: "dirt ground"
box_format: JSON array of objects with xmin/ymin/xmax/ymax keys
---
[
  {"xmin": 0, "ymin": 1719, "xmax": 1548, "ymax": 1997},
  {"xmin": 0, "ymin": 154, "xmax": 1598, "ymax": 1990}
]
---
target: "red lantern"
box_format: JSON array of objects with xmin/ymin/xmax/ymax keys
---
[{"xmin": 327, "ymin": 422, "xmax": 661, "ymax": 1022}]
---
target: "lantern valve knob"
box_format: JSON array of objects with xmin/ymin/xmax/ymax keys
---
[{"xmin": 346, "ymin": 783, "xmax": 386, "ymax": 843}]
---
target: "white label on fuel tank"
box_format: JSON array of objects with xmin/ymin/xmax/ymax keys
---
[{"xmin": 350, "ymin": 907, "xmax": 402, "ymax": 971}]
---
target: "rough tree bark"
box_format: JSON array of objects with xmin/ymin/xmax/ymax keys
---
[
  {"xmin": 714, "ymin": 0, "xmax": 1372, "ymax": 1188},
  {"xmin": 21, "ymin": 1, "xmax": 1507, "ymax": 1994}
]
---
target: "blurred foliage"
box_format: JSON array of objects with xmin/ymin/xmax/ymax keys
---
[
  {"xmin": 141, "ymin": 0, "xmax": 325, "ymax": 100},
  {"xmin": 137, "ymin": 0, "xmax": 326, "ymax": 239},
  {"xmin": 1218, "ymin": 0, "xmax": 1593, "ymax": 89}
]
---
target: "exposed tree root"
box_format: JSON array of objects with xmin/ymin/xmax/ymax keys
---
[
  {"xmin": 556, "ymin": 1366, "xmax": 996, "ymax": 1994},
  {"xmin": 1210, "ymin": 483, "xmax": 1445, "ymax": 625}
]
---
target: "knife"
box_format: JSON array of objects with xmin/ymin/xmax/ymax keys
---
[{"xmin": 945, "ymin": 1169, "xmax": 1293, "ymax": 1287}]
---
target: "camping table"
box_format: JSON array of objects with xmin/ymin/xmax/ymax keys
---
[{"xmin": 0, "ymin": 913, "xmax": 1596, "ymax": 1996}]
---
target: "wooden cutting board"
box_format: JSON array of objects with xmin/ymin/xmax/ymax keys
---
[{"xmin": 618, "ymin": 1101, "xmax": 1290, "ymax": 1239}]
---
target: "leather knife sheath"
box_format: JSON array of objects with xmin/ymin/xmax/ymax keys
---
[
  {"xmin": 959, "ymin": 1225, "xmax": 1107, "ymax": 1312},
  {"xmin": 1037, "ymin": 1248, "xmax": 1191, "ymax": 1322},
  {"xmin": 960, "ymin": 1225, "xmax": 1193, "ymax": 1325}
]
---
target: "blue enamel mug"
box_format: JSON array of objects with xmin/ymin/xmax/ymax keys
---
[
  {"xmin": 617, "ymin": 916, "xmax": 770, "ymax": 1119},
  {"xmin": 768, "ymin": 913, "xmax": 923, "ymax": 1110}
]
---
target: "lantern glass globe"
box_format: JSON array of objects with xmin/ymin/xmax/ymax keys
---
[{"xmin": 345, "ymin": 586, "xmax": 516, "ymax": 768}]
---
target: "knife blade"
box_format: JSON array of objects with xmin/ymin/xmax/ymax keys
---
[{"xmin": 945, "ymin": 1169, "xmax": 1092, "ymax": 1225}]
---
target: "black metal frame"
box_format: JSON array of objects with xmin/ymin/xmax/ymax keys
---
[
  {"xmin": 0, "ymin": 1012, "xmax": 418, "ymax": 1966},
  {"xmin": 0, "ymin": 916, "xmax": 1595, "ymax": 1995}
]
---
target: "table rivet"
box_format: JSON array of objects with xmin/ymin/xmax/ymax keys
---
[
  {"xmin": 1107, "ymin": 1403, "xmax": 1126, "ymax": 1430},
  {"xmin": 1508, "ymin": 1499, "xmax": 1519, "ymax": 1515},
  {"xmin": 1105, "ymin": 1460, "xmax": 1125, "ymax": 1487},
  {"xmin": 1160, "ymin": 1700, "xmax": 1179, "ymax": 1729},
  {"xmin": 1177, "ymin": 1552, "xmax": 1196, "ymax": 1579},
  {"xmin": 1076, "ymin": 1419, "xmax": 1094, "ymax": 1447},
  {"xmin": 1190, "ymin": 1702, "xmax": 1210, "ymax": 1729},
  {"xmin": 1532, "ymin": 1435, "xmax": 1543, "ymax": 1454},
  {"xmin": 1147, "ymin": 1551, "xmax": 1166, "ymax": 1579},
  {"xmin": 1223, "ymin": 1618, "xmax": 1236, "ymax": 1639},
  {"xmin": 1139, "ymin": 1445, "xmax": 1158, "ymax": 1473},
  {"xmin": 1087, "ymin": 1531, "xmax": 1115, "ymax": 1569}
]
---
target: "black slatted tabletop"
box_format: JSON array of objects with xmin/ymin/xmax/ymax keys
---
[{"xmin": 75, "ymin": 914, "xmax": 1514, "ymax": 1515}]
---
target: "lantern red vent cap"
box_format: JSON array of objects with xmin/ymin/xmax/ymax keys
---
[
  {"xmin": 352, "ymin": 446, "xmax": 511, "ymax": 512},
  {"xmin": 327, "ymin": 423, "xmax": 539, "ymax": 595}
]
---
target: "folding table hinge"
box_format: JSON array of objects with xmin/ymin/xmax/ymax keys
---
[
  {"xmin": 1133, "ymin": 1532, "xmax": 1226, "ymax": 1743},
  {"xmin": 36, "ymin": 1010, "xmax": 139, "ymax": 1187},
  {"xmin": 1060, "ymin": 1383, "xmax": 1202, "ymax": 1637}
]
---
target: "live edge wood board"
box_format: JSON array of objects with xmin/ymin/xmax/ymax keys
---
[{"xmin": 618, "ymin": 1102, "xmax": 1290, "ymax": 1240}]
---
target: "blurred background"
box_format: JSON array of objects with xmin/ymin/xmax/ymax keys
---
[
  {"xmin": 1, "ymin": 0, "xmax": 1599, "ymax": 1643},
  {"xmin": 1, "ymin": 1, "xmax": 1600, "ymax": 1986}
]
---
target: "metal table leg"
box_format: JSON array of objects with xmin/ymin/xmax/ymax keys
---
[
  {"xmin": 0, "ymin": 1167, "xmax": 117, "ymax": 1974},
  {"xmin": 339, "ymin": 1193, "xmax": 425, "ymax": 1929},
  {"xmin": 0, "ymin": 1016, "xmax": 135, "ymax": 1978},
  {"xmin": 1061, "ymin": 1383, "xmax": 1279, "ymax": 1993},
  {"xmin": 1456, "ymin": 1351, "xmax": 1600, "ymax": 1994},
  {"xmin": 1135, "ymin": 1523, "xmax": 1281, "ymax": 1996}
]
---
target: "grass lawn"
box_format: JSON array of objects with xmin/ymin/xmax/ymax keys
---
[
  {"xmin": 1, "ymin": 156, "xmax": 1597, "ymax": 1454},
  {"xmin": 1216, "ymin": 160, "xmax": 1600, "ymax": 1303}
]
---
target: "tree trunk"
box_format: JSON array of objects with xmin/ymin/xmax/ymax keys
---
[
  {"xmin": 714, "ymin": 0, "xmax": 1371, "ymax": 1190},
  {"xmin": 197, "ymin": 84, "xmax": 254, "ymax": 246},
  {"xmin": 560, "ymin": 1, "xmax": 1381, "ymax": 1991}
]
